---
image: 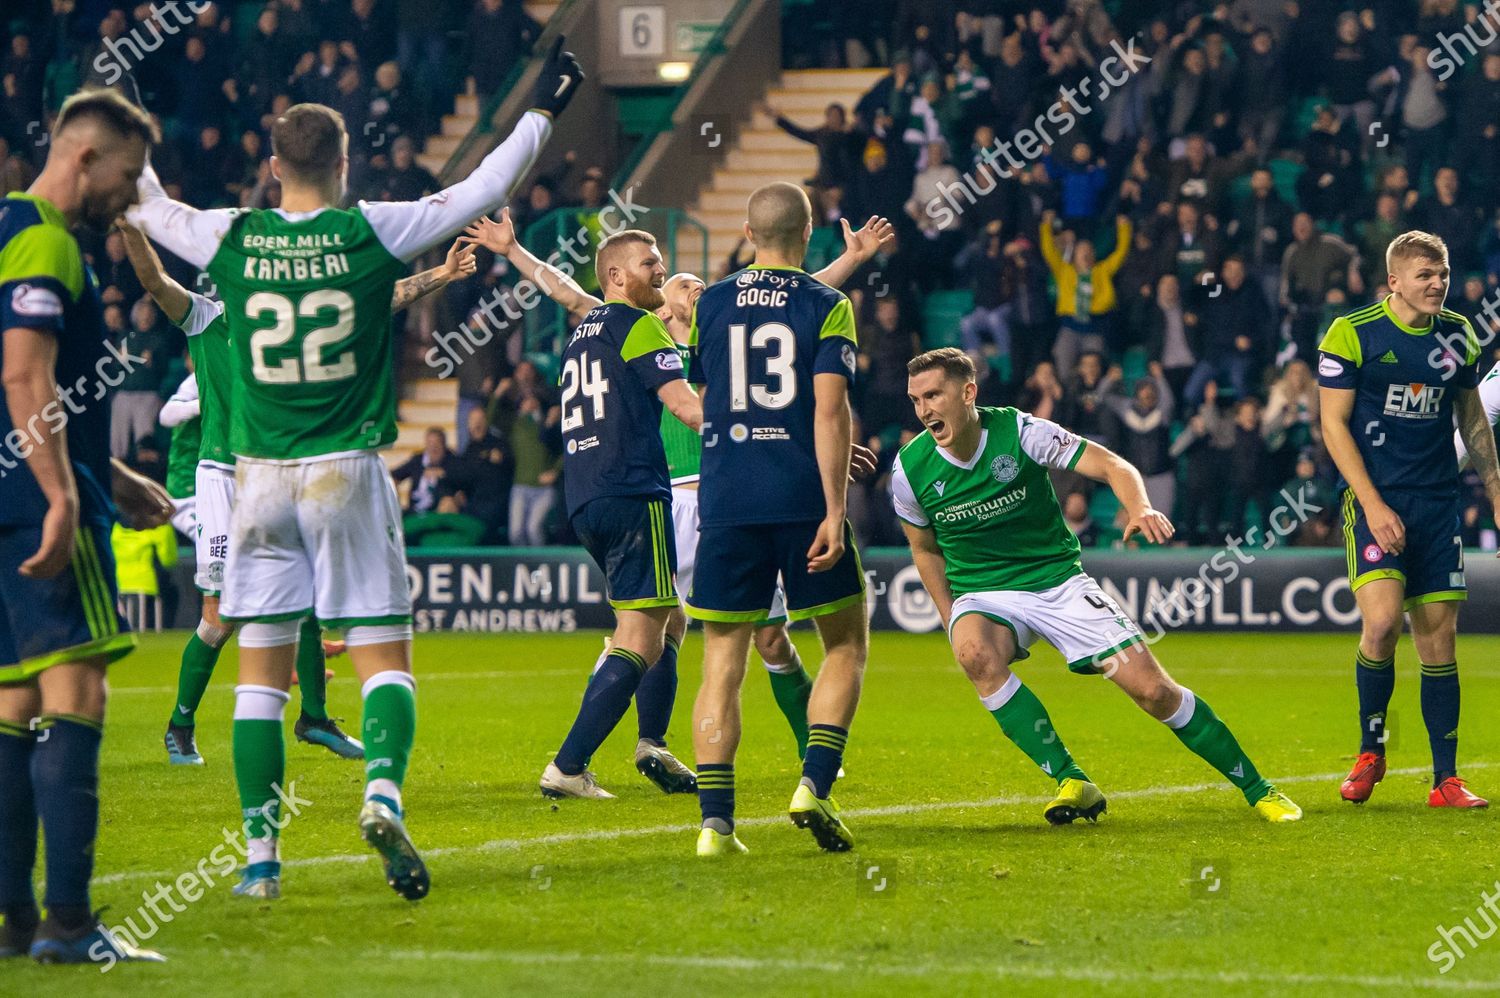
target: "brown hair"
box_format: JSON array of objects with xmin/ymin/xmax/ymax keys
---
[
  {"xmin": 54, "ymin": 88, "xmax": 159, "ymax": 146},
  {"xmin": 746, "ymin": 181, "xmax": 811, "ymax": 255},
  {"xmin": 271, "ymin": 104, "xmax": 346, "ymax": 183},
  {"xmin": 1386, "ymin": 230, "xmax": 1448, "ymax": 273},
  {"xmin": 907, "ymin": 347, "xmax": 976, "ymax": 381},
  {"xmin": 595, "ymin": 229, "xmax": 658, "ymax": 278}
]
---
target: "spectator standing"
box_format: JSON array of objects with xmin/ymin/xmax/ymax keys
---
[
  {"xmin": 490, "ymin": 361, "xmax": 561, "ymax": 546},
  {"xmin": 1040, "ymin": 211, "xmax": 1132, "ymax": 372}
]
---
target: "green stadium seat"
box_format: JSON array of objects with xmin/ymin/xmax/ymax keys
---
[
  {"xmin": 1268, "ymin": 158, "xmax": 1304, "ymax": 209},
  {"xmin": 922, "ymin": 290, "xmax": 973, "ymax": 349}
]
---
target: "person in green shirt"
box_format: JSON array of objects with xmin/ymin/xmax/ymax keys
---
[{"xmin": 892, "ymin": 347, "xmax": 1302, "ymax": 825}]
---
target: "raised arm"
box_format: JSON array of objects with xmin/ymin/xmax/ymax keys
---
[
  {"xmin": 116, "ymin": 217, "xmax": 193, "ymax": 324},
  {"xmin": 361, "ymin": 39, "xmax": 584, "ymax": 262},
  {"xmin": 126, "ymin": 161, "xmax": 237, "ymax": 269},
  {"xmin": 812, "ymin": 215, "xmax": 894, "ymax": 289},
  {"xmin": 390, "ymin": 238, "xmax": 477, "ymax": 312},
  {"xmin": 460, "ymin": 208, "xmax": 601, "ymax": 314}
]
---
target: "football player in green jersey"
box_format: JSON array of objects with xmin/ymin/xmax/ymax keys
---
[
  {"xmin": 127, "ymin": 39, "xmax": 585, "ymax": 900},
  {"xmin": 119, "ymin": 220, "xmax": 474, "ymax": 768},
  {"xmin": 893, "ymin": 348, "xmax": 1302, "ymax": 824},
  {"xmin": 459, "ymin": 209, "xmax": 888, "ymax": 786}
]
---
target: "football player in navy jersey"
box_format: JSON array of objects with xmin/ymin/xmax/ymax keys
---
[
  {"xmin": 1319, "ymin": 230, "xmax": 1500, "ymax": 808},
  {"xmin": 686, "ymin": 182, "xmax": 867, "ymax": 856},
  {"xmin": 537, "ymin": 229, "xmax": 704, "ymax": 799}
]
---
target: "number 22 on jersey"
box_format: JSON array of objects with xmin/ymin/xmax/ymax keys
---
[{"xmin": 247, "ymin": 289, "xmax": 357, "ymax": 384}]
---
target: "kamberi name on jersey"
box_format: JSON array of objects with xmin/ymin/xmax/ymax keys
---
[{"xmin": 239, "ymin": 231, "xmax": 353, "ymax": 280}]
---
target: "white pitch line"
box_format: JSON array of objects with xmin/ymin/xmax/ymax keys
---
[
  {"xmin": 95, "ymin": 761, "xmax": 1498, "ymax": 887},
  {"xmin": 380, "ymin": 948, "xmax": 1500, "ymax": 992}
]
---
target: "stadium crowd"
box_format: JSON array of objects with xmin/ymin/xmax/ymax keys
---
[{"xmin": 6, "ymin": 1, "xmax": 1500, "ymax": 553}]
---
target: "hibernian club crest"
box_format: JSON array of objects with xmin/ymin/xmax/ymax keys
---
[{"xmin": 990, "ymin": 454, "xmax": 1019, "ymax": 484}]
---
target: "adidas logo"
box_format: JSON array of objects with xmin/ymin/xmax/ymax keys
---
[
  {"xmin": 1378, "ymin": 350, "xmax": 1399, "ymax": 364},
  {"xmin": 934, "ymin": 481, "xmax": 946, "ymax": 496}
]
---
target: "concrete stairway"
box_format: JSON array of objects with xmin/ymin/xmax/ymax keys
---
[{"xmin": 679, "ymin": 68, "xmax": 886, "ymax": 274}]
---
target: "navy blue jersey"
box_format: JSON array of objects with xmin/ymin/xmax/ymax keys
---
[
  {"xmin": 1318, "ymin": 296, "xmax": 1480, "ymax": 495},
  {"xmin": 690, "ymin": 265, "xmax": 857, "ymax": 526},
  {"xmin": 560, "ymin": 300, "xmax": 685, "ymax": 517},
  {"xmin": 0, "ymin": 194, "xmax": 113, "ymax": 528}
]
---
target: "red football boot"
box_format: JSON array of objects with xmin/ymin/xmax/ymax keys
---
[
  {"xmin": 1429, "ymin": 777, "xmax": 1489, "ymax": 808},
  {"xmin": 1340, "ymin": 752, "xmax": 1386, "ymax": 803}
]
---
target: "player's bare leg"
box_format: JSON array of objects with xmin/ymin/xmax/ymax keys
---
[
  {"xmin": 950, "ymin": 614, "xmax": 1100, "ymax": 824},
  {"xmin": 635, "ymin": 606, "xmax": 696, "ymax": 793},
  {"xmin": 789, "ymin": 602, "xmax": 867, "ymax": 851},
  {"xmin": 1408, "ymin": 601, "xmax": 1483, "ymax": 806},
  {"xmin": 545, "ymin": 607, "xmax": 671, "ymax": 799},
  {"xmin": 166, "ymin": 594, "xmax": 233, "ymax": 766},
  {"xmin": 1342, "ymin": 579, "xmax": 1404, "ymax": 802},
  {"xmin": 693, "ymin": 622, "xmax": 751, "ymax": 855},
  {"xmin": 1101, "ymin": 642, "xmax": 1299, "ymax": 820}
]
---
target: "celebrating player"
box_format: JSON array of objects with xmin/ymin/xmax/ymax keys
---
[
  {"xmin": 127, "ymin": 39, "xmax": 585, "ymax": 900},
  {"xmin": 894, "ymin": 348, "xmax": 1302, "ymax": 823},
  {"xmin": 119, "ymin": 219, "xmax": 474, "ymax": 767},
  {"xmin": 1319, "ymin": 231, "xmax": 1500, "ymax": 808},
  {"xmin": 461, "ymin": 210, "xmax": 890, "ymax": 785},
  {"xmin": 687, "ymin": 182, "xmax": 869, "ymax": 856},
  {"xmin": 518, "ymin": 228, "xmax": 704, "ymax": 798},
  {"xmin": 0, "ymin": 89, "xmax": 172, "ymax": 966}
]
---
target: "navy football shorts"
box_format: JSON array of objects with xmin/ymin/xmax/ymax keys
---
[
  {"xmin": 0, "ymin": 521, "xmax": 134, "ymax": 683},
  {"xmin": 571, "ymin": 495, "xmax": 678, "ymax": 610},
  {"xmin": 1341, "ymin": 487, "xmax": 1465, "ymax": 610},
  {"xmin": 686, "ymin": 519, "xmax": 866, "ymax": 623}
]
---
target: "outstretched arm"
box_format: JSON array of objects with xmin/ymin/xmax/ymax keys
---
[
  {"xmin": 390, "ymin": 238, "xmax": 477, "ymax": 312},
  {"xmin": 812, "ymin": 215, "xmax": 894, "ymax": 289},
  {"xmin": 116, "ymin": 217, "xmax": 193, "ymax": 324},
  {"xmin": 460, "ymin": 208, "xmax": 602, "ymax": 315},
  {"xmin": 127, "ymin": 161, "xmax": 237, "ymax": 269},
  {"xmin": 361, "ymin": 38, "xmax": 584, "ymax": 262},
  {"xmin": 1073, "ymin": 441, "xmax": 1175, "ymax": 545}
]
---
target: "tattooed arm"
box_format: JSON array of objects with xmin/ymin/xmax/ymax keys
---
[
  {"xmin": 1456, "ymin": 386, "xmax": 1500, "ymax": 522},
  {"xmin": 390, "ymin": 238, "xmax": 478, "ymax": 313}
]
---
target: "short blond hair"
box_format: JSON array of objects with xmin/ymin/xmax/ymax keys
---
[
  {"xmin": 746, "ymin": 182, "xmax": 811, "ymax": 255},
  {"xmin": 1386, "ymin": 230, "xmax": 1448, "ymax": 274}
]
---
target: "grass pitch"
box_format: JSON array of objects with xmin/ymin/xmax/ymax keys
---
[{"xmin": 9, "ymin": 630, "xmax": 1500, "ymax": 995}]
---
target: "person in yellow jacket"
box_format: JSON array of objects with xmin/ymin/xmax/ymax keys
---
[
  {"xmin": 112, "ymin": 523, "xmax": 178, "ymax": 629},
  {"xmin": 1039, "ymin": 211, "xmax": 1132, "ymax": 375}
]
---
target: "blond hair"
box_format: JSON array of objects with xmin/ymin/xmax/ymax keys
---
[{"xmin": 1386, "ymin": 230, "xmax": 1448, "ymax": 274}]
